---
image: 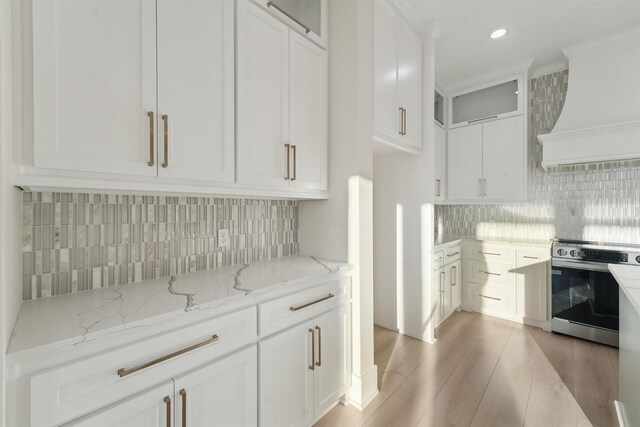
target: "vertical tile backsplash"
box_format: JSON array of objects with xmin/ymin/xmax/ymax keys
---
[
  {"xmin": 22, "ymin": 193, "xmax": 299, "ymax": 300},
  {"xmin": 436, "ymin": 69, "xmax": 640, "ymax": 244}
]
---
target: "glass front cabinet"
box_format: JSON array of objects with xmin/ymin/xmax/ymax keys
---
[{"xmin": 255, "ymin": 0, "xmax": 327, "ymax": 48}]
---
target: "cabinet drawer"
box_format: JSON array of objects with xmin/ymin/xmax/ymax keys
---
[
  {"xmin": 433, "ymin": 251, "xmax": 444, "ymax": 270},
  {"xmin": 516, "ymin": 248, "xmax": 550, "ymax": 267},
  {"xmin": 259, "ymin": 278, "xmax": 350, "ymax": 338},
  {"xmin": 443, "ymin": 246, "xmax": 461, "ymax": 265},
  {"xmin": 467, "ymin": 243, "xmax": 515, "ymax": 264},
  {"xmin": 469, "ymin": 260, "xmax": 514, "ymax": 288},
  {"xmin": 471, "ymin": 284, "xmax": 516, "ymax": 316},
  {"xmin": 31, "ymin": 307, "xmax": 257, "ymax": 427}
]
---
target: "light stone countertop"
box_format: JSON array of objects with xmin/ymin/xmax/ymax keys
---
[
  {"xmin": 609, "ymin": 264, "xmax": 640, "ymax": 315},
  {"xmin": 434, "ymin": 235, "xmax": 553, "ymax": 249},
  {"xmin": 8, "ymin": 255, "xmax": 351, "ymax": 358}
]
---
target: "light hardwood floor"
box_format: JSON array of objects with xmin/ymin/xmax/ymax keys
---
[{"xmin": 315, "ymin": 311, "xmax": 619, "ymax": 427}]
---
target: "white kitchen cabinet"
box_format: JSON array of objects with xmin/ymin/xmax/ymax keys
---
[
  {"xmin": 31, "ymin": 0, "xmax": 235, "ymax": 183},
  {"xmin": 32, "ymin": 0, "xmax": 158, "ymax": 177},
  {"xmin": 482, "ymin": 116, "xmax": 525, "ymax": 200},
  {"xmin": 447, "ymin": 124, "xmax": 483, "ymax": 201},
  {"xmin": 259, "ymin": 306, "xmax": 348, "ymax": 426},
  {"xmin": 259, "ymin": 320, "xmax": 315, "ymax": 427},
  {"xmin": 373, "ymin": 0, "xmax": 423, "ymax": 152},
  {"xmin": 449, "ymin": 78, "xmax": 523, "ymax": 128},
  {"xmin": 515, "ymin": 249, "xmax": 550, "ymax": 328},
  {"xmin": 173, "ymin": 345, "xmax": 258, "ymax": 427},
  {"xmin": 433, "ymin": 246, "xmax": 461, "ymax": 327},
  {"xmin": 237, "ymin": 0, "xmax": 328, "ymax": 192},
  {"xmin": 448, "ymin": 259, "xmax": 462, "ymax": 314},
  {"xmin": 156, "ymin": 0, "xmax": 235, "ymax": 183},
  {"xmin": 289, "ymin": 31, "xmax": 328, "ymax": 191},
  {"xmin": 67, "ymin": 382, "xmax": 174, "ymax": 427},
  {"xmin": 434, "ymin": 124, "xmax": 446, "ymax": 202},
  {"xmin": 447, "ymin": 115, "xmax": 526, "ymax": 203},
  {"xmin": 253, "ymin": 0, "xmax": 328, "ymax": 48}
]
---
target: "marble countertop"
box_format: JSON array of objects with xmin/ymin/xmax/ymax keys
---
[
  {"xmin": 609, "ymin": 264, "xmax": 640, "ymax": 315},
  {"xmin": 434, "ymin": 235, "xmax": 553, "ymax": 248},
  {"xmin": 8, "ymin": 255, "xmax": 351, "ymax": 357}
]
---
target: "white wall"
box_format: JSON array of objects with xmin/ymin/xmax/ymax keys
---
[
  {"xmin": 0, "ymin": 0, "xmax": 23, "ymax": 424},
  {"xmin": 372, "ymin": 27, "xmax": 437, "ymax": 342}
]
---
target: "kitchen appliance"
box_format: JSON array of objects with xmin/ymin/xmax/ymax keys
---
[{"xmin": 551, "ymin": 239, "xmax": 640, "ymax": 347}]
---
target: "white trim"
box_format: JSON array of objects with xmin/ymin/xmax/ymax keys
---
[
  {"xmin": 530, "ymin": 62, "xmax": 568, "ymax": 79},
  {"xmin": 443, "ymin": 58, "xmax": 533, "ymax": 94},
  {"xmin": 615, "ymin": 400, "xmax": 627, "ymax": 427},
  {"xmin": 345, "ymin": 365, "xmax": 379, "ymax": 410},
  {"xmin": 562, "ymin": 27, "xmax": 640, "ymax": 58}
]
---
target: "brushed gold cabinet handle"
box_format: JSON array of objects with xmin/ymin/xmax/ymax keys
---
[
  {"xmin": 267, "ymin": 1, "xmax": 311, "ymax": 33},
  {"xmin": 164, "ymin": 396, "xmax": 171, "ymax": 427},
  {"xmin": 480, "ymin": 251, "xmax": 501, "ymax": 256},
  {"xmin": 435, "ymin": 179, "xmax": 441, "ymax": 197},
  {"xmin": 290, "ymin": 293, "xmax": 335, "ymax": 311},
  {"xmin": 285, "ymin": 143, "xmax": 291, "ymax": 180},
  {"xmin": 179, "ymin": 389, "xmax": 186, "ymax": 427},
  {"xmin": 478, "ymin": 178, "xmax": 482, "ymax": 196},
  {"xmin": 162, "ymin": 114, "xmax": 169, "ymax": 168},
  {"xmin": 402, "ymin": 107, "xmax": 407, "ymax": 135},
  {"xmin": 480, "ymin": 270, "xmax": 501, "ymax": 277},
  {"xmin": 523, "ymin": 255, "xmax": 539, "ymax": 260},
  {"xmin": 446, "ymin": 252, "xmax": 459, "ymax": 257},
  {"xmin": 480, "ymin": 294, "xmax": 502, "ymax": 301},
  {"xmin": 309, "ymin": 328, "xmax": 315, "ymax": 371},
  {"xmin": 468, "ymin": 115, "xmax": 498, "ymax": 124},
  {"xmin": 315, "ymin": 326, "xmax": 322, "ymax": 367},
  {"xmin": 399, "ymin": 107, "xmax": 404, "ymax": 135},
  {"xmin": 483, "ymin": 178, "xmax": 487, "ymax": 197},
  {"xmin": 147, "ymin": 111, "xmax": 155, "ymax": 167},
  {"xmin": 117, "ymin": 335, "xmax": 219, "ymax": 377},
  {"xmin": 451, "ymin": 266, "xmax": 456, "ymax": 286},
  {"xmin": 291, "ymin": 144, "xmax": 297, "ymax": 181}
]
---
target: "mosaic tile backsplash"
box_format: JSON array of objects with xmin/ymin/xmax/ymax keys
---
[
  {"xmin": 436, "ymin": 69, "xmax": 640, "ymax": 244},
  {"xmin": 22, "ymin": 193, "xmax": 299, "ymax": 300}
]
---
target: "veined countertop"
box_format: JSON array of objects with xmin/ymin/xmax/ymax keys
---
[
  {"xmin": 434, "ymin": 235, "xmax": 553, "ymax": 249},
  {"xmin": 609, "ymin": 264, "xmax": 640, "ymax": 315},
  {"xmin": 8, "ymin": 255, "xmax": 351, "ymax": 358}
]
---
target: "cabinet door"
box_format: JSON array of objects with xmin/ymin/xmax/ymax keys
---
[
  {"xmin": 434, "ymin": 125, "xmax": 446, "ymax": 202},
  {"xmin": 32, "ymin": 0, "xmax": 157, "ymax": 176},
  {"xmin": 237, "ymin": 0, "xmax": 291, "ymax": 188},
  {"xmin": 66, "ymin": 382, "xmax": 173, "ymax": 427},
  {"xmin": 516, "ymin": 250, "xmax": 549, "ymax": 325},
  {"xmin": 156, "ymin": 0, "xmax": 234, "ymax": 183},
  {"xmin": 482, "ymin": 116, "xmax": 525, "ymax": 200},
  {"xmin": 447, "ymin": 124, "xmax": 483, "ymax": 201},
  {"xmin": 373, "ymin": 0, "xmax": 400, "ymax": 143},
  {"xmin": 449, "ymin": 260, "xmax": 462, "ymax": 311},
  {"xmin": 259, "ymin": 321, "xmax": 314, "ymax": 427},
  {"xmin": 397, "ymin": 23, "xmax": 423, "ymax": 149},
  {"xmin": 173, "ymin": 345, "xmax": 257, "ymax": 427},
  {"xmin": 433, "ymin": 268, "xmax": 446, "ymax": 326},
  {"xmin": 289, "ymin": 31, "xmax": 328, "ymax": 191},
  {"xmin": 313, "ymin": 306, "xmax": 349, "ymax": 418}
]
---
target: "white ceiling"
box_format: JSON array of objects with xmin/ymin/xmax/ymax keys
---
[{"xmin": 405, "ymin": 0, "xmax": 640, "ymax": 90}]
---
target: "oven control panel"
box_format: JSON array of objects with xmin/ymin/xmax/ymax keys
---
[
  {"xmin": 583, "ymin": 250, "xmax": 628, "ymax": 263},
  {"xmin": 553, "ymin": 241, "xmax": 640, "ymax": 265}
]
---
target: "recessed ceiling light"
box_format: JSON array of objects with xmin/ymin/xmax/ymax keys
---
[{"xmin": 490, "ymin": 28, "xmax": 507, "ymax": 39}]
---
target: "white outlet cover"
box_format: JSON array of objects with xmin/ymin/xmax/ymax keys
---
[{"xmin": 218, "ymin": 229, "xmax": 230, "ymax": 248}]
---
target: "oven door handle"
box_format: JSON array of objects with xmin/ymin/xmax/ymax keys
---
[{"xmin": 551, "ymin": 259, "xmax": 612, "ymax": 272}]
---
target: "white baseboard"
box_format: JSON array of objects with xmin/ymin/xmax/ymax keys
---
[{"xmin": 345, "ymin": 364, "xmax": 379, "ymax": 410}]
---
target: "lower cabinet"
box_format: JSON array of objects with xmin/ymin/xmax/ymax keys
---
[
  {"xmin": 259, "ymin": 305, "xmax": 348, "ymax": 427},
  {"xmin": 433, "ymin": 246, "xmax": 462, "ymax": 327},
  {"xmin": 68, "ymin": 345, "xmax": 257, "ymax": 427},
  {"xmin": 515, "ymin": 248, "xmax": 550, "ymax": 327}
]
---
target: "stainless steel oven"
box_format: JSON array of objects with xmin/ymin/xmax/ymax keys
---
[{"xmin": 551, "ymin": 240, "xmax": 640, "ymax": 347}]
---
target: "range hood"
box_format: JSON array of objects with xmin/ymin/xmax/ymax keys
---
[{"xmin": 538, "ymin": 30, "xmax": 640, "ymax": 169}]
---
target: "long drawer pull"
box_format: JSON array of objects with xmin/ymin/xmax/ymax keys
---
[
  {"xmin": 479, "ymin": 251, "xmax": 501, "ymax": 256},
  {"xmin": 117, "ymin": 335, "xmax": 220, "ymax": 377},
  {"xmin": 480, "ymin": 270, "xmax": 502, "ymax": 276},
  {"xmin": 164, "ymin": 396, "xmax": 171, "ymax": 427},
  {"xmin": 446, "ymin": 252, "xmax": 459, "ymax": 257},
  {"xmin": 479, "ymin": 294, "xmax": 502, "ymax": 301},
  {"xmin": 290, "ymin": 294, "xmax": 334, "ymax": 312},
  {"xmin": 523, "ymin": 255, "xmax": 539, "ymax": 260},
  {"xmin": 147, "ymin": 111, "xmax": 155, "ymax": 167},
  {"xmin": 267, "ymin": 1, "xmax": 311, "ymax": 33}
]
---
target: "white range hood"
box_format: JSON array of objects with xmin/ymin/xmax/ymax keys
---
[{"xmin": 538, "ymin": 30, "xmax": 640, "ymax": 169}]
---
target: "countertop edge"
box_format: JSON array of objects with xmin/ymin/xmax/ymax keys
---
[{"xmin": 609, "ymin": 264, "xmax": 640, "ymax": 316}]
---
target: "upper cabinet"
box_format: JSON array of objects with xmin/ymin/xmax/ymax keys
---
[
  {"xmin": 236, "ymin": 0, "xmax": 328, "ymax": 192},
  {"xmin": 448, "ymin": 115, "xmax": 526, "ymax": 202},
  {"xmin": 30, "ymin": 0, "xmax": 234, "ymax": 182},
  {"xmin": 254, "ymin": 0, "xmax": 327, "ymax": 48},
  {"xmin": 449, "ymin": 77, "xmax": 524, "ymax": 129},
  {"xmin": 373, "ymin": 0, "xmax": 423, "ymax": 153},
  {"xmin": 19, "ymin": 0, "xmax": 328, "ymax": 199}
]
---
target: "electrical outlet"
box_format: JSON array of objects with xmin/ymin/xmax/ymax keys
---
[{"xmin": 218, "ymin": 229, "xmax": 230, "ymax": 248}]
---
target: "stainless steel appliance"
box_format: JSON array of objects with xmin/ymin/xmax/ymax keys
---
[{"xmin": 551, "ymin": 239, "xmax": 640, "ymax": 347}]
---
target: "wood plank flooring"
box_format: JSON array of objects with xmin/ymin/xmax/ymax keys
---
[{"xmin": 315, "ymin": 311, "xmax": 619, "ymax": 427}]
